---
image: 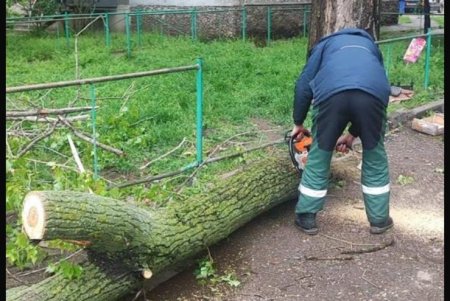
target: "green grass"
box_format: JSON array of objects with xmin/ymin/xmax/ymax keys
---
[
  {"xmin": 398, "ymin": 16, "xmax": 412, "ymax": 24},
  {"xmin": 431, "ymin": 16, "xmax": 444, "ymax": 28}
]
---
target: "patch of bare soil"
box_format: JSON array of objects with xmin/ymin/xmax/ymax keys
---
[{"xmin": 144, "ymin": 126, "xmax": 444, "ymax": 301}]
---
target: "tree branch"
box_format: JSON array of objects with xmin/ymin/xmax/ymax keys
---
[
  {"xmin": 16, "ymin": 121, "xmax": 59, "ymax": 158},
  {"xmin": 7, "ymin": 115, "xmax": 90, "ymax": 122},
  {"xmin": 139, "ymin": 138, "xmax": 187, "ymax": 170},
  {"xmin": 58, "ymin": 116, "xmax": 125, "ymax": 156},
  {"xmin": 6, "ymin": 107, "xmax": 97, "ymax": 117}
]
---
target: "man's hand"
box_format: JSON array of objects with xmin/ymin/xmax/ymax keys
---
[
  {"xmin": 335, "ymin": 134, "xmax": 355, "ymax": 153},
  {"xmin": 291, "ymin": 124, "xmax": 310, "ymax": 138}
]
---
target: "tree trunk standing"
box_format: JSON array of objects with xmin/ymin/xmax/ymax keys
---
[
  {"xmin": 423, "ymin": 0, "xmax": 431, "ymax": 34},
  {"xmin": 307, "ymin": 0, "xmax": 380, "ymax": 53},
  {"xmin": 8, "ymin": 153, "xmax": 361, "ymax": 301}
]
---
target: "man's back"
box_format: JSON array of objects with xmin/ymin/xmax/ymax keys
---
[{"xmin": 306, "ymin": 28, "xmax": 391, "ymax": 106}]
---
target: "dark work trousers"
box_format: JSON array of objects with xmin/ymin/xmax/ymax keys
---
[{"xmin": 295, "ymin": 89, "xmax": 390, "ymax": 224}]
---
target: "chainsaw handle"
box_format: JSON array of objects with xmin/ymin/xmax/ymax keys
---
[
  {"xmin": 290, "ymin": 128, "xmax": 311, "ymax": 141},
  {"xmin": 288, "ymin": 133, "xmax": 303, "ymax": 174},
  {"xmin": 336, "ymin": 142, "xmax": 353, "ymax": 153}
]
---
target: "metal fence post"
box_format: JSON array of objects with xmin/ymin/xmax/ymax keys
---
[
  {"xmin": 303, "ymin": 9, "xmax": 309, "ymax": 37},
  {"xmin": 136, "ymin": 9, "xmax": 142, "ymax": 46},
  {"xmin": 105, "ymin": 13, "xmax": 111, "ymax": 47},
  {"xmin": 125, "ymin": 13, "xmax": 131, "ymax": 57},
  {"xmin": 191, "ymin": 8, "xmax": 198, "ymax": 40},
  {"xmin": 267, "ymin": 6, "xmax": 272, "ymax": 45},
  {"xmin": 385, "ymin": 44, "xmax": 392, "ymax": 79},
  {"xmin": 424, "ymin": 28, "xmax": 432, "ymax": 88},
  {"xmin": 242, "ymin": 7, "xmax": 247, "ymax": 41}
]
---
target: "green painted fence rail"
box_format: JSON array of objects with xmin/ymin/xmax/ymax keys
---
[
  {"xmin": 376, "ymin": 30, "xmax": 443, "ymax": 89},
  {"xmin": 6, "ymin": 61, "xmax": 204, "ymax": 178}
]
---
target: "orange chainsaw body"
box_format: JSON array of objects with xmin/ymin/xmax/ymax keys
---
[{"xmin": 293, "ymin": 135, "xmax": 313, "ymax": 169}]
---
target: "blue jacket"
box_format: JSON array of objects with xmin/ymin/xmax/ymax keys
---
[{"xmin": 293, "ymin": 28, "xmax": 391, "ymax": 125}]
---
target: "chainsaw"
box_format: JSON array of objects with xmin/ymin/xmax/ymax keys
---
[
  {"xmin": 284, "ymin": 129, "xmax": 313, "ymax": 174},
  {"xmin": 285, "ymin": 129, "xmax": 353, "ymax": 175}
]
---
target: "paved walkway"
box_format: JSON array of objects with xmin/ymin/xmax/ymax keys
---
[{"xmin": 381, "ymin": 14, "xmax": 444, "ymax": 34}]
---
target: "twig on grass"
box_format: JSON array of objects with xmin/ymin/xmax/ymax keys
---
[
  {"xmin": 139, "ymin": 137, "xmax": 187, "ymax": 170},
  {"xmin": 119, "ymin": 81, "xmax": 136, "ymax": 113},
  {"xmin": 110, "ymin": 139, "xmax": 285, "ymax": 190},
  {"xmin": 16, "ymin": 249, "xmax": 85, "ymax": 277},
  {"xmin": 24, "ymin": 158, "xmax": 79, "ymax": 173},
  {"xmin": 58, "ymin": 115, "xmax": 125, "ymax": 156},
  {"xmin": 16, "ymin": 121, "xmax": 59, "ymax": 158},
  {"xmin": 67, "ymin": 134, "xmax": 94, "ymax": 194},
  {"xmin": 6, "ymin": 133, "xmax": 14, "ymax": 158},
  {"xmin": 6, "ymin": 107, "xmax": 97, "ymax": 118},
  {"xmin": 108, "ymin": 169, "xmax": 187, "ymax": 190},
  {"xmin": 7, "ymin": 115, "xmax": 90, "ymax": 123},
  {"xmin": 6, "ymin": 268, "xmax": 28, "ymax": 285},
  {"xmin": 176, "ymin": 138, "xmax": 285, "ymax": 193}
]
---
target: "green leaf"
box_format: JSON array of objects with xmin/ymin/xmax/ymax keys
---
[
  {"xmin": 396, "ymin": 174, "xmax": 414, "ymax": 185},
  {"xmin": 45, "ymin": 263, "xmax": 57, "ymax": 274}
]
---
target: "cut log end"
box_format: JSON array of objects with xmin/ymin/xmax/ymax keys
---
[
  {"xmin": 142, "ymin": 270, "xmax": 153, "ymax": 279},
  {"xmin": 21, "ymin": 192, "xmax": 46, "ymax": 240}
]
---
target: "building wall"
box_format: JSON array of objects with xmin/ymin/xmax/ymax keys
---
[
  {"xmin": 128, "ymin": 1, "xmax": 311, "ymax": 39},
  {"xmin": 111, "ymin": 1, "xmax": 398, "ymax": 38}
]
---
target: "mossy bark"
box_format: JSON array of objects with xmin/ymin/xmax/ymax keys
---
[{"xmin": 9, "ymin": 153, "xmax": 360, "ymax": 301}]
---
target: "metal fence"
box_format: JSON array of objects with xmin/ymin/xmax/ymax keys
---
[{"xmin": 6, "ymin": 60, "xmax": 204, "ymax": 180}]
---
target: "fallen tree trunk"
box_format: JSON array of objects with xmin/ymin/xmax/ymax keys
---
[{"xmin": 9, "ymin": 152, "xmax": 360, "ymax": 301}]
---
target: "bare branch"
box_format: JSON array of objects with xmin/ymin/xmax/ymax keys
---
[
  {"xmin": 139, "ymin": 137, "xmax": 187, "ymax": 170},
  {"xmin": 16, "ymin": 121, "xmax": 59, "ymax": 158},
  {"xmin": 7, "ymin": 115, "xmax": 90, "ymax": 123},
  {"xmin": 24, "ymin": 159, "xmax": 79, "ymax": 173},
  {"xmin": 58, "ymin": 116, "xmax": 125, "ymax": 156},
  {"xmin": 176, "ymin": 131, "xmax": 283, "ymax": 193},
  {"xmin": 67, "ymin": 134, "xmax": 94, "ymax": 194},
  {"xmin": 6, "ymin": 107, "xmax": 97, "ymax": 117},
  {"xmin": 111, "ymin": 139, "xmax": 285, "ymax": 190},
  {"xmin": 108, "ymin": 169, "xmax": 186, "ymax": 190},
  {"xmin": 6, "ymin": 268, "xmax": 28, "ymax": 285},
  {"xmin": 119, "ymin": 82, "xmax": 136, "ymax": 113},
  {"xmin": 340, "ymin": 238, "xmax": 394, "ymax": 255},
  {"xmin": 6, "ymin": 132, "xmax": 14, "ymax": 158},
  {"xmin": 203, "ymin": 139, "xmax": 285, "ymax": 164},
  {"xmin": 305, "ymin": 255, "xmax": 353, "ymax": 261},
  {"xmin": 16, "ymin": 249, "xmax": 84, "ymax": 277}
]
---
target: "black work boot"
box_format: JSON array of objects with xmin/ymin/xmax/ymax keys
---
[
  {"xmin": 295, "ymin": 213, "xmax": 319, "ymax": 235},
  {"xmin": 370, "ymin": 217, "xmax": 394, "ymax": 234}
]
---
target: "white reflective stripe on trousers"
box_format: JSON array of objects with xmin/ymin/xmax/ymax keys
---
[
  {"xmin": 299, "ymin": 184, "xmax": 327, "ymax": 198},
  {"xmin": 362, "ymin": 183, "xmax": 390, "ymax": 195}
]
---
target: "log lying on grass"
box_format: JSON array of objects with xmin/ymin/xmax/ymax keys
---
[{"xmin": 8, "ymin": 152, "xmax": 360, "ymax": 301}]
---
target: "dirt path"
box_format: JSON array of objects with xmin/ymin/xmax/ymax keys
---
[{"xmin": 145, "ymin": 126, "xmax": 444, "ymax": 301}]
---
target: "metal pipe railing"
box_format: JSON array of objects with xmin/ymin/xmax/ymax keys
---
[
  {"xmin": 6, "ymin": 62, "xmax": 204, "ymax": 178},
  {"xmin": 6, "ymin": 65, "xmax": 198, "ymax": 93}
]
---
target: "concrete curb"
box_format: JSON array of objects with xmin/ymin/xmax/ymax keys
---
[{"xmin": 387, "ymin": 99, "xmax": 444, "ymax": 130}]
